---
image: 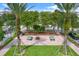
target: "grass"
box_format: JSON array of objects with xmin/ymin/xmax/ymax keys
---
[
  {"xmin": 75, "ymin": 33, "xmax": 79, "ymax": 38},
  {"xmin": 4, "ymin": 45, "xmax": 79, "ymax": 56}
]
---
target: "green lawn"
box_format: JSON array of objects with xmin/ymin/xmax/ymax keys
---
[{"xmin": 5, "ymin": 45, "xmax": 79, "ymax": 56}]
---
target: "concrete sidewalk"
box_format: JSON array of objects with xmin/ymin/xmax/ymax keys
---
[
  {"xmin": 67, "ymin": 41, "xmax": 79, "ymax": 55},
  {"xmin": 0, "ymin": 39, "xmax": 17, "ymax": 56}
]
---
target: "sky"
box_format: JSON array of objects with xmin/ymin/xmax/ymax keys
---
[
  {"xmin": 0, "ymin": 3, "xmax": 79, "ymax": 12},
  {"xmin": 27, "ymin": 3, "xmax": 58, "ymax": 12},
  {"xmin": 0, "ymin": 3, "xmax": 58, "ymax": 12}
]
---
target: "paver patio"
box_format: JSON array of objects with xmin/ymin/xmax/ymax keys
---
[{"xmin": 20, "ymin": 35, "xmax": 64, "ymax": 45}]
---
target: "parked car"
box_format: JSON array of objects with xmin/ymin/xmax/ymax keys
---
[{"xmin": 68, "ymin": 32, "xmax": 79, "ymax": 40}]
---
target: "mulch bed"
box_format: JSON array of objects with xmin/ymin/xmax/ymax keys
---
[{"xmin": 25, "ymin": 32, "xmax": 61, "ymax": 35}]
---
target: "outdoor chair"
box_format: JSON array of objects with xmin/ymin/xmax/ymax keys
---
[
  {"xmin": 49, "ymin": 35, "xmax": 55, "ymax": 41},
  {"xmin": 27, "ymin": 36, "xmax": 33, "ymax": 40}
]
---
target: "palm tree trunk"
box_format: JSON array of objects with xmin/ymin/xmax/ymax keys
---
[
  {"xmin": 15, "ymin": 14, "xmax": 21, "ymax": 54},
  {"xmin": 53, "ymin": 25, "xmax": 55, "ymax": 32},
  {"xmin": 61, "ymin": 27, "xmax": 63, "ymax": 33},
  {"xmin": 71, "ymin": 28, "xmax": 74, "ymax": 32},
  {"xmin": 64, "ymin": 34, "xmax": 67, "ymax": 55},
  {"xmin": 26, "ymin": 26, "xmax": 29, "ymax": 32},
  {"xmin": 57, "ymin": 24, "xmax": 59, "ymax": 32}
]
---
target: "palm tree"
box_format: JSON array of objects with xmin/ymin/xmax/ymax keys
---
[
  {"xmin": 6, "ymin": 3, "xmax": 27, "ymax": 54},
  {"xmin": 55, "ymin": 3, "xmax": 79, "ymax": 55}
]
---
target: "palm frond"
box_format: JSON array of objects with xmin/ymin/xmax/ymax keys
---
[
  {"xmin": 72, "ymin": 3, "xmax": 79, "ymax": 11},
  {"xmin": 6, "ymin": 3, "xmax": 27, "ymax": 14},
  {"xmin": 55, "ymin": 3, "xmax": 64, "ymax": 12},
  {"xmin": 26, "ymin": 6, "xmax": 35, "ymax": 11},
  {"xmin": 56, "ymin": 3, "xmax": 78, "ymax": 12}
]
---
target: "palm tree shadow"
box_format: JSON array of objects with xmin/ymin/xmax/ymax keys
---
[{"xmin": 21, "ymin": 45, "xmax": 33, "ymax": 51}]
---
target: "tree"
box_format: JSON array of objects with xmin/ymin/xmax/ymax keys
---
[
  {"xmin": 21, "ymin": 11, "xmax": 39, "ymax": 31},
  {"xmin": 56, "ymin": 3, "xmax": 79, "ymax": 55},
  {"xmin": 0, "ymin": 15, "xmax": 5, "ymax": 41},
  {"xmin": 70, "ymin": 13, "xmax": 79, "ymax": 31},
  {"xmin": 6, "ymin": 3, "xmax": 27, "ymax": 54},
  {"xmin": 40, "ymin": 12, "xmax": 53, "ymax": 28},
  {"xmin": 40, "ymin": 12, "xmax": 56, "ymax": 32},
  {"xmin": 0, "ymin": 20, "xmax": 4, "ymax": 41},
  {"xmin": 2, "ymin": 13, "xmax": 16, "ymax": 32},
  {"xmin": 50, "ymin": 10, "xmax": 64, "ymax": 32}
]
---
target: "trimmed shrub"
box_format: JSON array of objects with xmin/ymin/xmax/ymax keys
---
[{"xmin": 33, "ymin": 25, "xmax": 45, "ymax": 32}]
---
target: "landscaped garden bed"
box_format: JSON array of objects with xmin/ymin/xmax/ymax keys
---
[
  {"xmin": 25, "ymin": 32, "xmax": 60, "ymax": 35},
  {"xmin": 5, "ymin": 45, "xmax": 78, "ymax": 56},
  {"xmin": 0, "ymin": 33, "xmax": 16, "ymax": 50}
]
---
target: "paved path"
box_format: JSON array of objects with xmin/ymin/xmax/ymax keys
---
[
  {"xmin": 20, "ymin": 35, "xmax": 64, "ymax": 45},
  {"xmin": 67, "ymin": 41, "xmax": 79, "ymax": 55},
  {"xmin": 0, "ymin": 39, "xmax": 17, "ymax": 56}
]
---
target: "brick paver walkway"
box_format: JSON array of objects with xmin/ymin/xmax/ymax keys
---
[
  {"xmin": 67, "ymin": 41, "xmax": 79, "ymax": 55},
  {"xmin": 20, "ymin": 35, "xmax": 64, "ymax": 45}
]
